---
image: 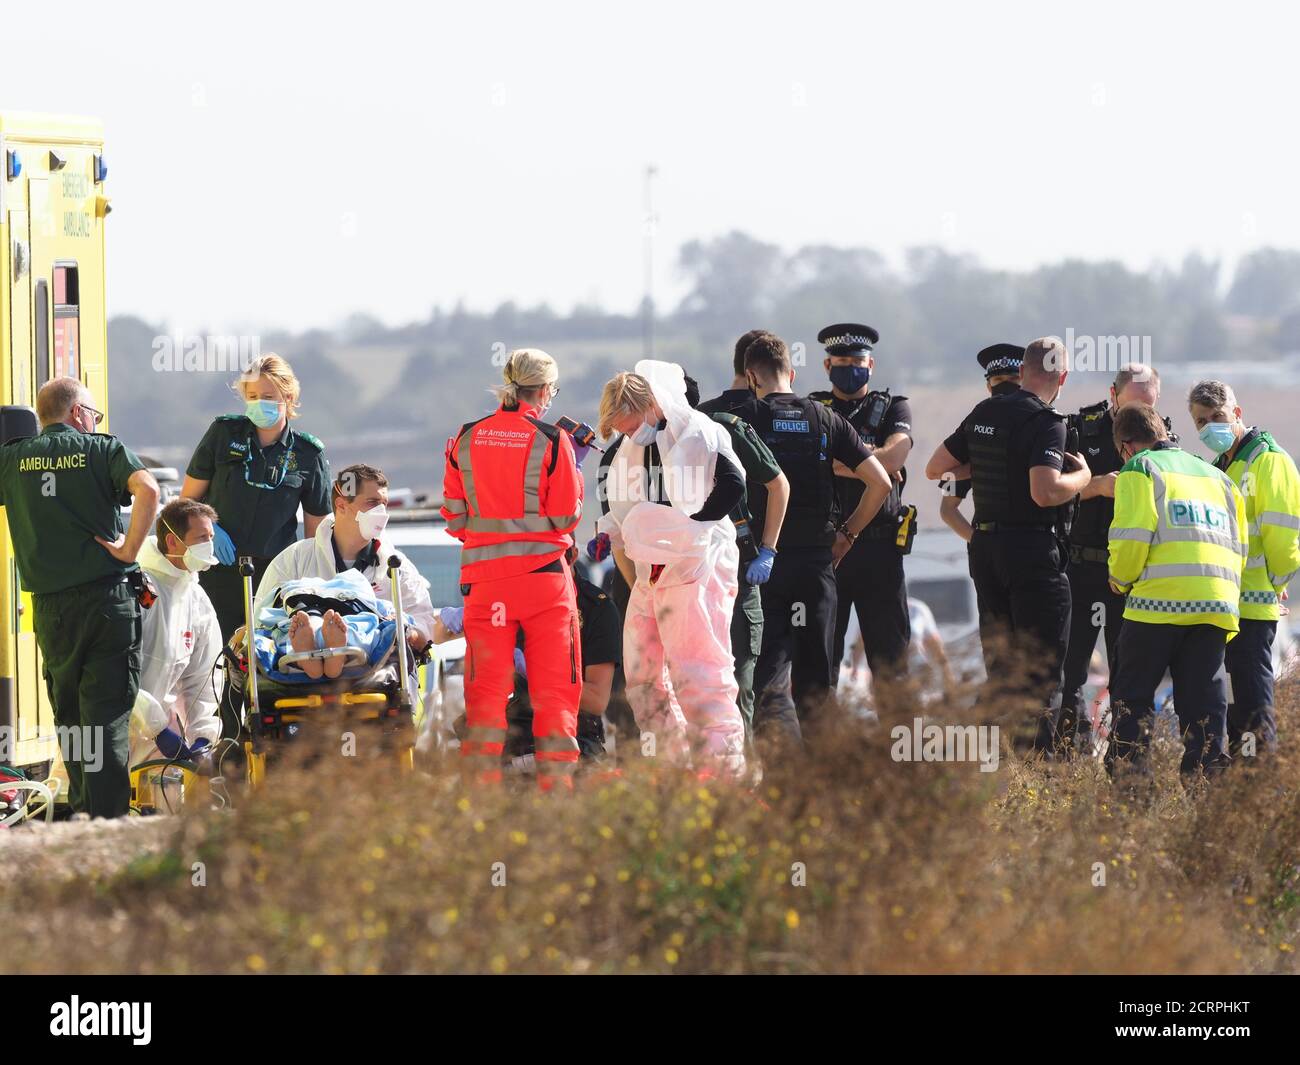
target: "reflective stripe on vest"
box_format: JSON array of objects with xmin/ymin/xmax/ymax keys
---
[
  {"xmin": 461, "ymin": 539, "xmax": 565, "ymax": 565},
  {"xmin": 1126, "ymin": 596, "xmax": 1239, "ymax": 616},
  {"xmin": 455, "ymin": 419, "xmax": 578, "ymax": 546},
  {"xmin": 1136, "ymin": 562, "xmax": 1242, "ymax": 583},
  {"xmin": 1110, "ymin": 526, "xmax": 1154, "ymax": 543}
]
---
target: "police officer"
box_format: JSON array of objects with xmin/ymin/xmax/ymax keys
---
[
  {"xmin": 1057, "ymin": 364, "xmax": 1166, "ymax": 756},
  {"xmin": 925, "ymin": 338, "xmax": 1091, "ymax": 750},
  {"xmin": 734, "ymin": 333, "xmax": 892, "ymax": 748},
  {"xmin": 808, "ymin": 324, "xmax": 913, "ymax": 682},
  {"xmin": 939, "ymin": 345, "xmax": 1025, "ymax": 542},
  {"xmin": 687, "ymin": 373, "xmax": 789, "ymax": 746},
  {"xmin": 698, "ymin": 328, "xmax": 775, "ymax": 417},
  {"xmin": 0, "ymin": 378, "xmax": 160, "ymax": 818},
  {"xmin": 1189, "ymin": 379, "xmax": 1300, "ymax": 757},
  {"xmin": 1106, "ymin": 403, "xmax": 1246, "ymax": 784},
  {"xmin": 181, "ymin": 354, "xmax": 331, "ymax": 642}
]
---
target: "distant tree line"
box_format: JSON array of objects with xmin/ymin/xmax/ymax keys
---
[{"xmin": 107, "ymin": 236, "xmax": 1300, "ymax": 496}]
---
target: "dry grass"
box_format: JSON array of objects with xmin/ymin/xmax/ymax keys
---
[{"xmin": 3, "ymin": 680, "xmax": 1298, "ymax": 975}]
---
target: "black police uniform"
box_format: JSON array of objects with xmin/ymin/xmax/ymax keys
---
[
  {"xmin": 809, "ymin": 323, "xmax": 912, "ymax": 680},
  {"xmin": 1057, "ymin": 402, "xmax": 1178, "ymax": 753},
  {"xmin": 0, "ymin": 423, "xmax": 147, "ymax": 818},
  {"xmin": 940, "ymin": 348, "xmax": 1025, "ymax": 540},
  {"xmin": 186, "ymin": 414, "xmax": 331, "ymax": 641},
  {"xmin": 696, "ymin": 388, "xmax": 756, "ymax": 417},
  {"xmin": 943, "ymin": 388, "xmax": 1073, "ymax": 750},
  {"xmin": 737, "ymin": 391, "xmax": 872, "ymax": 745}
]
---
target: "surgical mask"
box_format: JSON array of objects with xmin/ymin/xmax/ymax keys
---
[
  {"xmin": 357, "ymin": 504, "xmax": 389, "ymax": 541},
  {"xmin": 1199, "ymin": 422, "xmax": 1236, "ymax": 456},
  {"xmin": 181, "ymin": 539, "xmax": 218, "ymax": 572},
  {"xmin": 245, "ymin": 399, "xmax": 283, "ymax": 429},
  {"xmin": 829, "ymin": 365, "xmax": 871, "ymax": 393},
  {"xmin": 629, "ymin": 419, "xmax": 658, "ymax": 446},
  {"xmin": 162, "ymin": 519, "xmax": 217, "ymax": 572}
]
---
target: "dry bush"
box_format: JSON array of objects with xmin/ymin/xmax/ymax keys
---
[{"xmin": 3, "ymin": 672, "xmax": 1298, "ymax": 974}]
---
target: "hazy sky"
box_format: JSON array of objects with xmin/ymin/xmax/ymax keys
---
[{"xmin": 5, "ymin": 0, "xmax": 1298, "ymax": 334}]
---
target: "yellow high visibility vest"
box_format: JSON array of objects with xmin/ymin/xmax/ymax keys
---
[
  {"xmin": 1216, "ymin": 430, "xmax": 1300, "ymax": 621},
  {"xmin": 1108, "ymin": 443, "xmax": 1247, "ymax": 632}
]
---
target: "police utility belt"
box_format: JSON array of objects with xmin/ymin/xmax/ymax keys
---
[{"xmin": 843, "ymin": 504, "xmax": 918, "ymax": 554}]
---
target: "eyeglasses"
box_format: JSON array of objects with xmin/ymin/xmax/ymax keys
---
[{"xmin": 79, "ymin": 403, "xmax": 104, "ymax": 427}]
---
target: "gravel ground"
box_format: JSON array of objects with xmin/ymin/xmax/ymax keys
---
[{"xmin": 0, "ymin": 815, "xmax": 180, "ymax": 885}]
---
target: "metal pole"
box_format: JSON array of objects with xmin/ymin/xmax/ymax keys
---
[
  {"xmin": 389, "ymin": 555, "xmax": 411, "ymax": 711},
  {"xmin": 240, "ymin": 556, "xmax": 260, "ymax": 721},
  {"xmin": 643, "ymin": 163, "xmax": 657, "ymax": 359}
]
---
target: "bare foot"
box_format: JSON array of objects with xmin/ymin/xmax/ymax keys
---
[
  {"xmin": 289, "ymin": 612, "xmax": 323, "ymax": 679},
  {"xmin": 322, "ymin": 610, "xmax": 348, "ymax": 679}
]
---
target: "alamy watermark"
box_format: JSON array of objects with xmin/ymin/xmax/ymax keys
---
[
  {"xmin": 1046, "ymin": 329, "xmax": 1153, "ymax": 374},
  {"xmin": 890, "ymin": 716, "xmax": 1000, "ymax": 773},
  {"xmin": 151, "ymin": 333, "xmax": 261, "ymax": 373},
  {"xmin": 0, "ymin": 724, "xmax": 102, "ymax": 772}
]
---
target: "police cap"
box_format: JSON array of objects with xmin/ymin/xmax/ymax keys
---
[
  {"xmin": 817, "ymin": 323, "xmax": 879, "ymax": 356},
  {"xmin": 977, "ymin": 343, "xmax": 1025, "ymax": 380}
]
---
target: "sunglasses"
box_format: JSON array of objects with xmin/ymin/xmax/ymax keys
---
[{"xmin": 79, "ymin": 403, "xmax": 105, "ymax": 427}]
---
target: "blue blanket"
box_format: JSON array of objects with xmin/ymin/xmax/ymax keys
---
[{"xmin": 254, "ymin": 571, "xmax": 398, "ymax": 684}]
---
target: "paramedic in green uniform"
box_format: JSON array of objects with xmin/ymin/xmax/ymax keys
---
[
  {"xmin": 0, "ymin": 377, "xmax": 159, "ymax": 818},
  {"xmin": 181, "ymin": 354, "xmax": 331, "ymax": 642}
]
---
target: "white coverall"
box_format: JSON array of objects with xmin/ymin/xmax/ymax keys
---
[
  {"xmin": 253, "ymin": 514, "xmax": 436, "ymax": 703},
  {"xmin": 129, "ymin": 536, "xmax": 224, "ymax": 765},
  {"xmin": 598, "ymin": 360, "xmax": 746, "ymax": 779}
]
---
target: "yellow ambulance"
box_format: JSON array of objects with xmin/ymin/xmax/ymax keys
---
[{"xmin": 1, "ymin": 112, "xmax": 110, "ymax": 777}]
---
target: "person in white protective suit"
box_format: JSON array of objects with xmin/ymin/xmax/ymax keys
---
[
  {"xmin": 597, "ymin": 360, "xmax": 749, "ymax": 779},
  {"xmin": 252, "ymin": 462, "xmax": 435, "ymax": 700},
  {"xmin": 129, "ymin": 498, "xmax": 225, "ymax": 766}
]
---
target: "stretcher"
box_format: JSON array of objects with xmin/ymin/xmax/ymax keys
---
[{"xmin": 231, "ymin": 555, "xmax": 426, "ymax": 789}]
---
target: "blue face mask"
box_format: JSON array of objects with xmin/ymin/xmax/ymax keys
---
[
  {"xmin": 629, "ymin": 419, "xmax": 659, "ymax": 446},
  {"xmin": 1199, "ymin": 422, "xmax": 1236, "ymax": 456},
  {"xmin": 246, "ymin": 399, "xmax": 283, "ymax": 429},
  {"xmin": 829, "ymin": 364, "xmax": 871, "ymax": 394}
]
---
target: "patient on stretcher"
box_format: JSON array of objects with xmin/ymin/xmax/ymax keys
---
[{"xmin": 254, "ymin": 570, "xmax": 399, "ymax": 684}]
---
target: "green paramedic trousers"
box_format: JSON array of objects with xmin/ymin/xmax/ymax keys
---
[{"xmin": 32, "ymin": 577, "xmax": 142, "ymax": 818}]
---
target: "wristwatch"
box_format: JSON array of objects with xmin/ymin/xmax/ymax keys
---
[{"xmin": 837, "ymin": 524, "xmax": 859, "ymax": 543}]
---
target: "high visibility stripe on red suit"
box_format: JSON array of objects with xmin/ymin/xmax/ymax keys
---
[
  {"xmin": 462, "ymin": 568, "xmax": 582, "ymax": 791},
  {"xmin": 442, "ymin": 401, "xmax": 584, "ymax": 789},
  {"xmin": 441, "ymin": 402, "xmax": 583, "ymax": 583}
]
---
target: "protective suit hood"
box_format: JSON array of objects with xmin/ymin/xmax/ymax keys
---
[
  {"xmin": 138, "ymin": 535, "xmax": 197, "ymax": 589},
  {"xmin": 635, "ymin": 359, "xmax": 694, "ymax": 445}
]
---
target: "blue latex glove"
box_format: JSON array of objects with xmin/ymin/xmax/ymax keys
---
[
  {"xmin": 513, "ymin": 646, "xmax": 528, "ymax": 678},
  {"xmin": 212, "ymin": 523, "xmax": 237, "ymax": 566},
  {"xmin": 745, "ymin": 545, "xmax": 777, "ymax": 586},
  {"xmin": 587, "ymin": 532, "xmax": 611, "ymax": 561},
  {"xmin": 439, "ymin": 606, "xmax": 465, "ymax": 636},
  {"xmin": 573, "ymin": 441, "xmax": 592, "ymax": 468},
  {"xmin": 156, "ymin": 727, "xmax": 186, "ymax": 759}
]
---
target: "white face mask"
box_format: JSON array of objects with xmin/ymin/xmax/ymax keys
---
[
  {"xmin": 184, "ymin": 540, "xmax": 218, "ymax": 572},
  {"xmin": 163, "ymin": 520, "xmax": 217, "ymax": 572},
  {"xmin": 357, "ymin": 504, "xmax": 390, "ymax": 541},
  {"xmin": 630, "ymin": 419, "xmax": 658, "ymax": 446}
]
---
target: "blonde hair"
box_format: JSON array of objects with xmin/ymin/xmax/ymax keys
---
[
  {"xmin": 235, "ymin": 353, "xmax": 302, "ymax": 418},
  {"xmin": 598, "ymin": 371, "xmax": 655, "ymax": 439},
  {"xmin": 493, "ymin": 348, "xmax": 558, "ymax": 407}
]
